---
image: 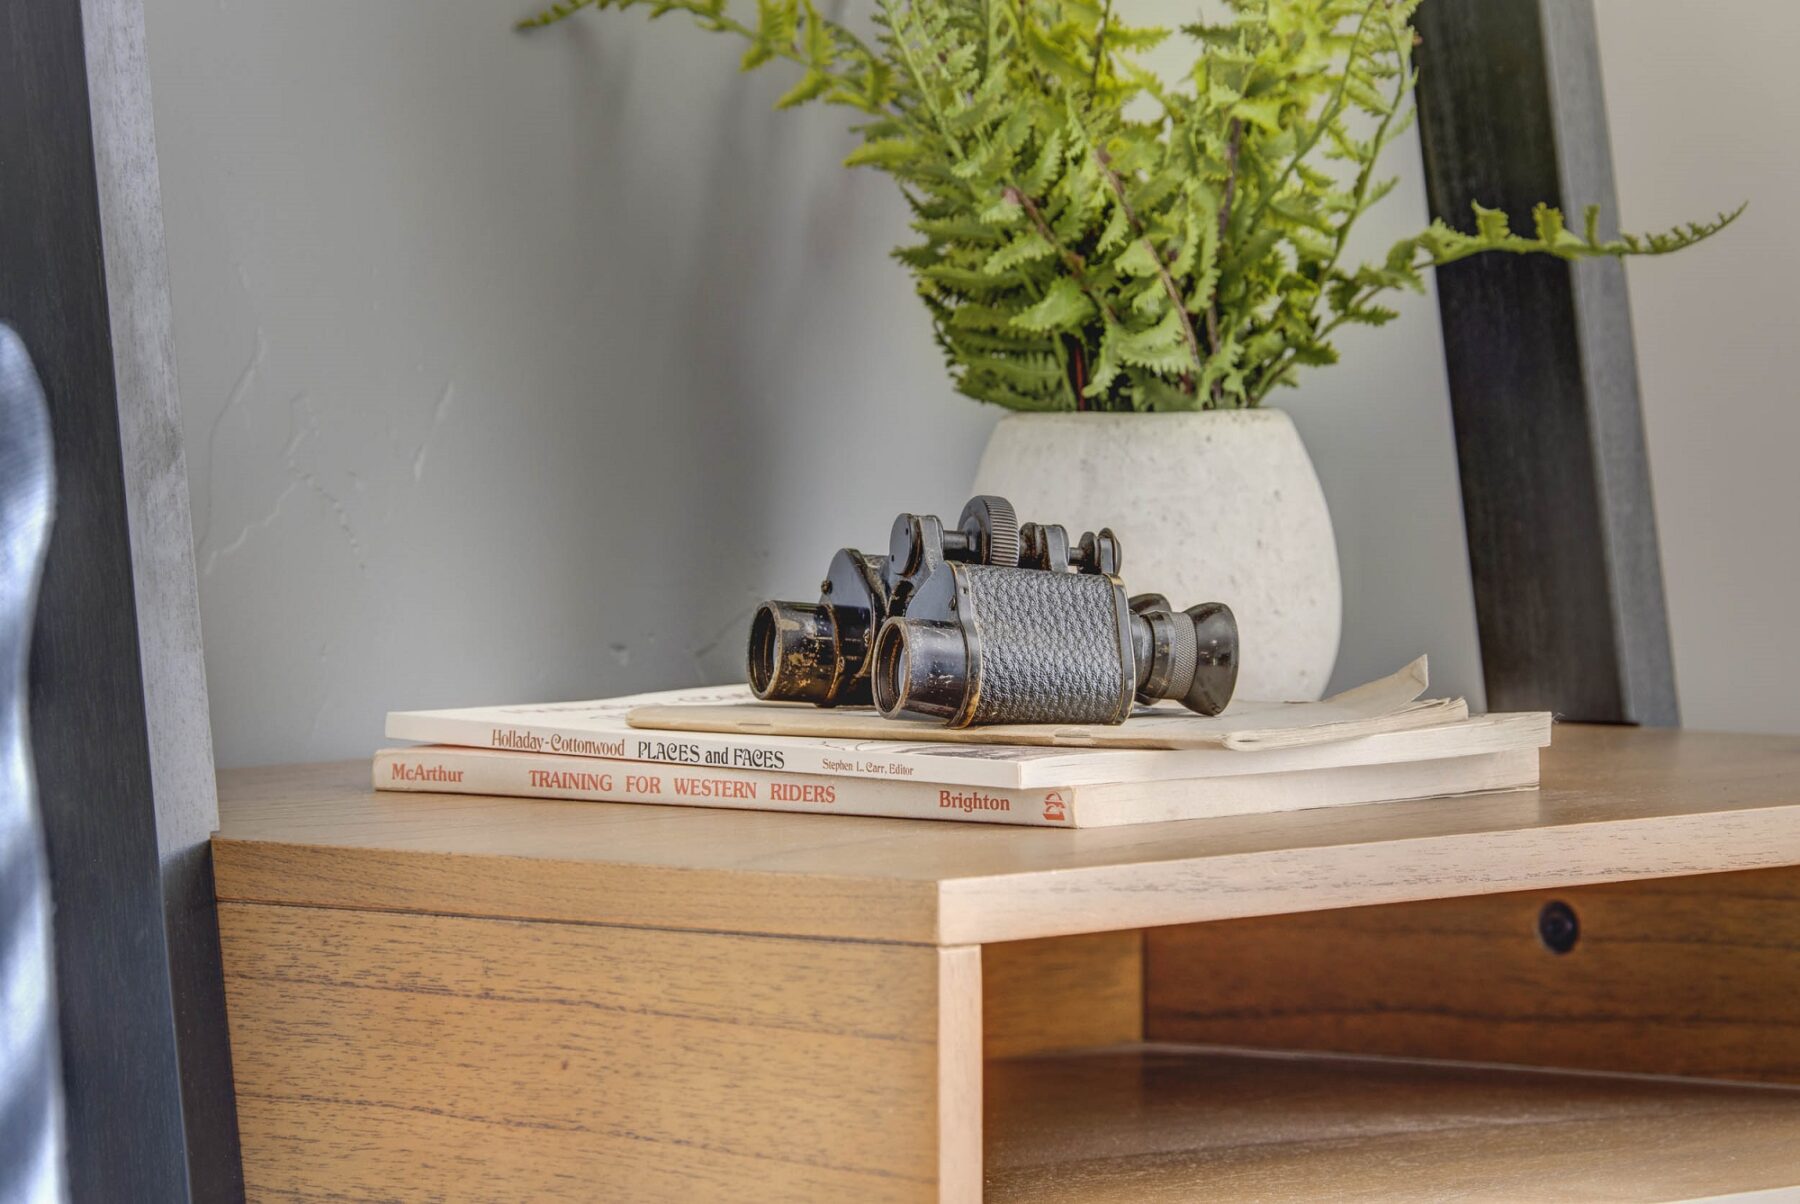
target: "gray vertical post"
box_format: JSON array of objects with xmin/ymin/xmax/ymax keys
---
[
  {"xmin": 1414, "ymin": 0, "xmax": 1679, "ymax": 724},
  {"xmin": 79, "ymin": 1, "xmax": 240, "ymax": 1196},
  {"xmin": 0, "ymin": 0, "xmax": 241, "ymax": 1197}
]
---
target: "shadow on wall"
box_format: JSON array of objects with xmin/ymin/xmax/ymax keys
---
[{"xmin": 152, "ymin": 0, "xmax": 995, "ymax": 766}]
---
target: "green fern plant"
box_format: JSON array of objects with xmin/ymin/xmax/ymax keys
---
[{"xmin": 521, "ymin": 0, "xmax": 1740, "ymax": 411}]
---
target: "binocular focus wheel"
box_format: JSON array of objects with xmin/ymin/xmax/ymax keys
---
[
  {"xmin": 959, "ymin": 495, "xmax": 1021, "ymax": 568},
  {"xmin": 1161, "ymin": 611, "xmax": 1201, "ymax": 700}
]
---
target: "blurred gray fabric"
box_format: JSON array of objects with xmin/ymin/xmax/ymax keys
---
[{"xmin": 0, "ymin": 325, "xmax": 66, "ymax": 1204}]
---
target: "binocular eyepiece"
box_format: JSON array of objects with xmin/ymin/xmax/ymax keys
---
[{"xmin": 750, "ymin": 496, "xmax": 1238, "ymax": 728}]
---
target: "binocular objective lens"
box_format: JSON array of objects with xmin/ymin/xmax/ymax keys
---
[
  {"xmin": 747, "ymin": 601, "xmax": 838, "ymax": 704},
  {"xmin": 872, "ymin": 620, "xmax": 908, "ymax": 715},
  {"xmin": 748, "ymin": 604, "xmax": 780, "ymax": 696}
]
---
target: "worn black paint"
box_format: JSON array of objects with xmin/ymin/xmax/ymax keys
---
[
  {"xmin": 0, "ymin": 0, "xmax": 237, "ymax": 1199},
  {"xmin": 1415, "ymin": 0, "xmax": 1679, "ymax": 724}
]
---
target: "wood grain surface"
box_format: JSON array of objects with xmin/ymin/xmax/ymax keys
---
[
  {"xmin": 216, "ymin": 726, "xmax": 1800, "ymax": 945},
  {"xmin": 985, "ymin": 1046, "xmax": 1800, "ymax": 1202},
  {"xmin": 983, "ymin": 932, "xmax": 1144, "ymax": 1058},
  {"xmin": 219, "ymin": 902, "xmax": 980, "ymax": 1202},
  {"xmin": 1146, "ymin": 866, "xmax": 1800, "ymax": 1084},
  {"xmin": 938, "ymin": 945, "xmax": 983, "ymax": 1204}
]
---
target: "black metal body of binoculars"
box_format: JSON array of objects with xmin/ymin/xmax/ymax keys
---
[{"xmin": 748, "ymin": 496, "xmax": 1237, "ymax": 728}]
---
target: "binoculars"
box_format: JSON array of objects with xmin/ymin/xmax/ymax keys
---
[{"xmin": 748, "ymin": 496, "xmax": 1238, "ymax": 728}]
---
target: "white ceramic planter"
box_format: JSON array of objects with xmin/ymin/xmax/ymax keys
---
[{"xmin": 971, "ymin": 409, "xmax": 1341, "ymax": 701}]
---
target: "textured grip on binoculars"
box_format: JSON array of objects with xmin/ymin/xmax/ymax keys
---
[{"xmin": 961, "ymin": 568, "xmax": 1128, "ymax": 726}]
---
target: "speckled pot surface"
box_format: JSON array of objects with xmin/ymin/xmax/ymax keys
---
[{"xmin": 971, "ymin": 409, "xmax": 1341, "ymax": 701}]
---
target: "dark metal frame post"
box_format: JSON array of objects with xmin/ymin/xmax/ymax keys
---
[
  {"xmin": 1414, "ymin": 0, "xmax": 1679, "ymax": 724},
  {"xmin": 0, "ymin": 0, "xmax": 242, "ymax": 1198}
]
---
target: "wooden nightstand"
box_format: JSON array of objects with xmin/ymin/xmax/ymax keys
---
[{"xmin": 212, "ymin": 724, "xmax": 1800, "ymax": 1201}]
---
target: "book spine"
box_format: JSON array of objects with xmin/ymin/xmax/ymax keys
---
[
  {"xmin": 383, "ymin": 713, "xmax": 1029, "ymax": 789},
  {"xmin": 373, "ymin": 748, "xmax": 1077, "ymax": 827}
]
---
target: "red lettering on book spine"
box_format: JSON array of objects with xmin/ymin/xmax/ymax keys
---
[
  {"xmin": 938, "ymin": 789, "xmax": 1011, "ymax": 814},
  {"xmin": 769, "ymin": 782, "xmax": 835, "ymax": 805},
  {"xmin": 673, "ymin": 776, "xmax": 757, "ymax": 800},
  {"xmin": 527, "ymin": 768, "xmax": 612, "ymax": 792},
  {"xmin": 390, "ymin": 761, "xmax": 465, "ymax": 784}
]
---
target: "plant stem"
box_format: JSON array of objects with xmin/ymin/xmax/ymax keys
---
[
  {"xmin": 1090, "ymin": 0, "xmax": 1112, "ymax": 88},
  {"xmin": 1005, "ymin": 185, "xmax": 1116, "ymax": 410},
  {"xmin": 1235, "ymin": 0, "xmax": 1383, "ymax": 242},
  {"xmin": 1246, "ymin": 271, "xmax": 1401, "ymax": 404},
  {"xmin": 1205, "ymin": 117, "xmax": 1241, "ymax": 404},
  {"xmin": 1251, "ymin": 6, "xmax": 1408, "ymax": 407},
  {"xmin": 1092, "ymin": 147, "xmax": 1200, "ymax": 393},
  {"xmin": 1318, "ymin": 15, "xmax": 1413, "ymax": 286},
  {"xmin": 1004, "ymin": 187, "xmax": 1118, "ymax": 323},
  {"xmin": 883, "ymin": 0, "xmax": 965, "ymax": 157}
]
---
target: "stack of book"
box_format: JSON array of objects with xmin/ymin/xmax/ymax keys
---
[{"xmin": 378, "ymin": 661, "xmax": 1552, "ymax": 828}]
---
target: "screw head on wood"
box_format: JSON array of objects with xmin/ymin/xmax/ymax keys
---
[{"xmin": 1537, "ymin": 900, "xmax": 1580, "ymax": 954}]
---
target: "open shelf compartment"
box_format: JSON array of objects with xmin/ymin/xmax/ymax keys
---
[
  {"xmin": 983, "ymin": 1043, "xmax": 1800, "ymax": 1203},
  {"xmin": 976, "ymin": 901, "xmax": 1800, "ymax": 1202}
]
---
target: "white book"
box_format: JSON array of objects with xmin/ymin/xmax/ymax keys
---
[
  {"xmin": 387, "ymin": 670, "xmax": 1551, "ymax": 790},
  {"xmin": 373, "ymin": 743, "xmax": 1542, "ymax": 828}
]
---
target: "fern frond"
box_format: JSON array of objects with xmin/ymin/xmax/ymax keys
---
[
  {"xmin": 533, "ymin": 0, "xmax": 1741, "ymax": 411},
  {"xmin": 516, "ymin": 0, "xmax": 599, "ymax": 30}
]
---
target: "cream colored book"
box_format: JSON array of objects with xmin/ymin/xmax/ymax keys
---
[
  {"xmin": 373, "ymin": 742, "xmax": 1542, "ymax": 828},
  {"xmin": 388, "ymin": 658, "xmax": 1547, "ymax": 790},
  {"xmin": 387, "ymin": 700, "xmax": 1546, "ymax": 791}
]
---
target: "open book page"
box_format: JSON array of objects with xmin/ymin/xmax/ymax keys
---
[{"xmin": 627, "ymin": 657, "xmax": 1465, "ymax": 751}]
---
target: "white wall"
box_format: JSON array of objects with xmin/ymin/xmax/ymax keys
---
[
  {"xmin": 147, "ymin": 0, "xmax": 1489, "ymax": 766},
  {"xmin": 1595, "ymin": 0, "xmax": 1800, "ymax": 734},
  {"xmin": 150, "ymin": 0, "xmax": 997, "ymax": 767}
]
